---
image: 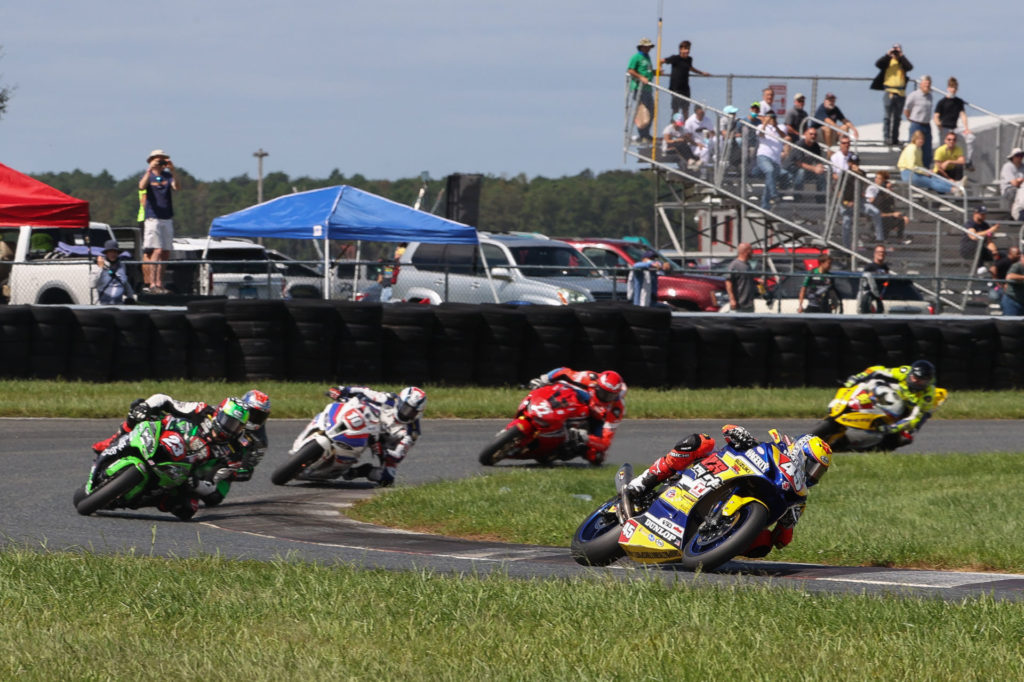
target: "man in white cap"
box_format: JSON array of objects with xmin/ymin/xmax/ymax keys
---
[
  {"xmin": 139, "ymin": 149, "xmax": 179, "ymax": 293},
  {"xmin": 1000, "ymin": 148, "xmax": 1024, "ymax": 207}
]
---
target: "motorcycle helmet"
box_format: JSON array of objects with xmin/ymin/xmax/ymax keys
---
[
  {"xmin": 907, "ymin": 360, "xmax": 936, "ymax": 393},
  {"xmin": 789, "ymin": 434, "xmax": 832, "ymax": 484},
  {"xmin": 242, "ymin": 389, "xmax": 271, "ymax": 428},
  {"xmin": 211, "ymin": 398, "xmax": 249, "ymax": 442},
  {"xmin": 395, "ymin": 386, "xmax": 427, "ymax": 423},
  {"xmin": 593, "ymin": 370, "xmax": 625, "ymax": 405}
]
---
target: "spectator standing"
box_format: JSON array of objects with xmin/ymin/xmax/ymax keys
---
[
  {"xmin": 904, "ymin": 76, "xmax": 935, "ymax": 168},
  {"xmin": 755, "ymin": 111, "xmax": 791, "ymax": 209},
  {"xmin": 797, "ymin": 253, "xmax": 837, "ymax": 313},
  {"xmin": 787, "ymin": 126, "xmax": 827, "ymax": 203},
  {"xmin": 139, "ymin": 149, "xmax": 178, "ymax": 294},
  {"xmin": 838, "ymin": 154, "xmax": 879, "ymax": 248},
  {"xmin": 999, "ymin": 148, "xmax": 1024, "ymax": 207},
  {"xmin": 932, "ymin": 132, "xmax": 966, "ymax": 181},
  {"xmin": 959, "ymin": 206, "xmax": 999, "ymax": 276},
  {"xmin": 858, "ymin": 244, "xmax": 892, "ymax": 314},
  {"xmin": 813, "ymin": 93, "xmax": 858, "ymax": 148},
  {"xmin": 660, "ymin": 40, "xmax": 709, "ymax": 119},
  {"xmin": 865, "ymin": 170, "xmax": 910, "ymax": 243},
  {"xmin": 91, "ymin": 239, "xmax": 136, "ymax": 305},
  {"xmin": 933, "ymin": 77, "xmax": 975, "ymax": 171},
  {"xmin": 627, "ymin": 38, "xmax": 656, "ymax": 143},
  {"xmin": 377, "ymin": 243, "xmax": 404, "ymax": 303},
  {"xmin": 871, "ymin": 43, "xmax": 913, "ymax": 147},
  {"xmin": 1002, "ymin": 249, "xmax": 1024, "ymax": 316},
  {"xmin": 627, "ymin": 251, "xmax": 668, "ymax": 306},
  {"xmin": 784, "ymin": 93, "xmax": 809, "ymax": 142},
  {"xmin": 898, "ymin": 130, "xmax": 958, "ymax": 195},
  {"xmin": 726, "ymin": 242, "xmax": 756, "ymax": 312},
  {"xmin": 864, "ymin": 244, "xmax": 892, "ymax": 276}
]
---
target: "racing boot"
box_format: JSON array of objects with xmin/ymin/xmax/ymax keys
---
[
  {"xmin": 583, "ymin": 448, "xmax": 605, "ymax": 466},
  {"xmin": 626, "ymin": 468, "xmax": 660, "ymax": 496},
  {"xmin": 342, "ymin": 463, "xmax": 375, "ymax": 481},
  {"xmin": 158, "ymin": 494, "xmax": 199, "ymax": 521}
]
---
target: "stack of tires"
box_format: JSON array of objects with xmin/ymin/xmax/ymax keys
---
[
  {"xmin": 0, "ymin": 306, "xmax": 32, "ymax": 378},
  {"xmin": 572, "ymin": 304, "xmax": 622, "ymax": 374},
  {"xmin": 382, "ymin": 304, "xmax": 436, "ymax": 385},
  {"xmin": 286, "ymin": 301, "xmax": 341, "ymax": 383},
  {"xmin": 186, "ymin": 300, "xmax": 229, "ymax": 380},
  {"xmin": 430, "ymin": 303, "xmax": 482, "ymax": 385},
  {"xmin": 150, "ymin": 311, "xmax": 190, "ymax": 380},
  {"xmin": 804, "ymin": 319, "xmax": 845, "ymax": 386},
  {"xmin": 113, "ymin": 311, "xmax": 154, "ymax": 381},
  {"xmin": 518, "ymin": 306, "xmax": 580, "ymax": 383},
  {"xmin": 766, "ymin": 319, "xmax": 807, "ymax": 387},
  {"xmin": 992, "ymin": 319, "xmax": 1024, "ymax": 389},
  {"xmin": 222, "ymin": 301, "xmax": 289, "ymax": 382},
  {"xmin": 29, "ymin": 306, "xmax": 75, "ymax": 379},
  {"xmin": 476, "ymin": 305, "xmax": 526, "ymax": 386},
  {"xmin": 727, "ymin": 317, "xmax": 770, "ymax": 387},
  {"xmin": 668, "ymin": 317, "xmax": 699, "ymax": 387},
  {"xmin": 68, "ymin": 310, "xmax": 117, "ymax": 381},
  {"xmin": 334, "ymin": 302, "xmax": 383, "ymax": 384}
]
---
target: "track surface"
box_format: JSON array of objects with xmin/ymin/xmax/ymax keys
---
[{"xmin": 4, "ymin": 417, "xmax": 1024, "ymax": 601}]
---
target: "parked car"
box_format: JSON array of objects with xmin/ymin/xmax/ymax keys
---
[
  {"xmin": 721, "ymin": 270, "xmax": 934, "ymax": 314},
  {"xmin": 169, "ymin": 237, "xmax": 285, "ymax": 299},
  {"xmin": 557, "ymin": 237, "xmax": 727, "ymax": 311},
  {"xmin": 394, "ymin": 232, "xmax": 620, "ymax": 305}
]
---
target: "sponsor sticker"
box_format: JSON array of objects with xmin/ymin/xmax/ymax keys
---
[
  {"xmin": 743, "ymin": 446, "xmax": 770, "ymax": 473},
  {"xmin": 641, "ymin": 516, "xmax": 680, "ymax": 543}
]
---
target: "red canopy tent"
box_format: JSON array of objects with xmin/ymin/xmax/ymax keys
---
[{"xmin": 0, "ymin": 162, "xmax": 89, "ymax": 228}]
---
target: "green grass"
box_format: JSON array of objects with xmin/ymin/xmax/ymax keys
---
[
  {"xmin": 2, "ymin": 549, "xmax": 1023, "ymax": 680},
  {"xmin": 2, "ymin": 379, "xmax": 1023, "ymax": 419},
  {"xmin": 352, "ymin": 452, "xmax": 1024, "ymax": 573}
]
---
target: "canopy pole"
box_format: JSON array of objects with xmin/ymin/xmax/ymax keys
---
[
  {"xmin": 353, "ymin": 241, "xmax": 361, "ymax": 300},
  {"xmin": 480, "ymin": 243, "xmax": 500, "ymax": 303},
  {"xmin": 322, "ymin": 225, "xmax": 329, "ymax": 300}
]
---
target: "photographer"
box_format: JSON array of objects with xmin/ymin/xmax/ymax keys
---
[
  {"xmin": 138, "ymin": 149, "xmax": 178, "ymax": 294},
  {"xmin": 92, "ymin": 240, "xmax": 136, "ymax": 305},
  {"xmin": 870, "ymin": 43, "xmax": 913, "ymax": 147}
]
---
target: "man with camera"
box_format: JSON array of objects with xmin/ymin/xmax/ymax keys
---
[
  {"xmin": 92, "ymin": 239, "xmax": 136, "ymax": 304},
  {"xmin": 138, "ymin": 149, "xmax": 178, "ymax": 293},
  {"xmin": 870, "ymin": 43, "xmax": 913, "ymax": 148}
]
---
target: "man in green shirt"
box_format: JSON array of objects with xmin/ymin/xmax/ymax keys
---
[{"xmin": 627, "ymin": 37, "xmax": 656, "ymax": 143}]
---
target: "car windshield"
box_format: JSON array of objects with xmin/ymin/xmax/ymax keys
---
[
  {"xmin": 204, "ymin": 248, "xmax": 272, "ymax": 275},
  {"xmin": 506, "ymin": 245, "xmax": 602, "ymax": 278}
]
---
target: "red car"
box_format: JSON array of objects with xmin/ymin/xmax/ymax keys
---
[{"xmin": 557, "ymin": 237, "xmax": 727, "ymax": 311}]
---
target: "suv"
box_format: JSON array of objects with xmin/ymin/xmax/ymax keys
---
[
  {"xmin": 558, "ymin": 237, "xmax": 726, "ymax": 311},
  {"xmin": 169, "ymin": 237, "xmax": 285, "ymax": 299},
  {"xmin": 394, "ymin": 233, "xmax": 620, "ymax": 305}
]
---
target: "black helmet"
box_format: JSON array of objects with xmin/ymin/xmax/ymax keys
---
[{"xmin": 907, "ymin": 360, "xmax": 935, "ymax": 392}]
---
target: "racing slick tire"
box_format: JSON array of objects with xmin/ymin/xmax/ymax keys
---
[
  {"xmin": 680, "ymin": 485, "xmax": 768, "ymax": 572},
  {"xmin": 477, "ymin": 427, "xmax": 523, "ymax": 466},
  {"xmin": 270, "ymin": 441, "xmax": 325, "ymax": 486},
  {"xmin": 570, "ymin": 496, "xmax": 625, "ymax": 566},
  {"xmin": 75, "ymin": 466, "xmax": 145, "ymax": 517}
]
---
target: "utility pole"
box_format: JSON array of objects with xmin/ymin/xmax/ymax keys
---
[{"xmin": 253, "ymin": 148, "xmax": 269, "ymax": 203}]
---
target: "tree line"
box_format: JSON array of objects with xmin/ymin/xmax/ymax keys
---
[{"xmin": 31, "ymin": 167, "xmax": 661, "ymax": 258}]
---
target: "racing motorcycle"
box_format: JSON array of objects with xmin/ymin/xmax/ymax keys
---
[
  {"xmin": 477, "ymin": 382, "xmax": 592, "ymax": 466},
  {"xmin": 270, "ymin": 395, "xmax": 382, "ymax": 485},
  {"xmin": 571, "ymin": 431, "xmax": 817, "ymax": 571},
  {"xmin": 74, "ymin": 418, "xmax": 210, "ymax": 517},
  {"xmin": 810, "ymin": 378, "xmax": 947, "ymax": 452}
]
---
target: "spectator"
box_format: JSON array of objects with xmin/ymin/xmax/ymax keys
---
[
  {"xmin": 898, "ymin": 130, "xmax": 958, "ymax": 195},
  {"xmin": 858, "ymin": 244, "xmax": 892, "ymax": 314},
  {"xmin": 933, "ymin": 77, "xmax": 975, "ymax": 172},
  {"xmin": 838, "ymin": 153, "xmax": 879, "ymax": 248},
  {"xmin": 755, "ymin": 111, "xmax": 791, "ymax": 209},
  {"xmin": 91, "ymin": 239, "xmax": 136, "ymax": 305},
  {"xmin": 627, "ymin": 251, "xmax": 669, "ymax": 306},
  {"xmin": 813, "ymin": 93, "xmax": 858, "ymax": 148},
  {"xmin": 683, "ymin": 105, "xmax": 714, "ymax": 167},
  {"xmin": 660, "ymin": 112, "xmax": 698, "ymax": 169},
  {"xmin": 377, "ymin": 243, "xmax": 403, "ymax": 303},
  {"xmin": 995, "ymin": 245, "xmax": 1021, "ymax": 281},
  {"xmin": 865, "ymin": 170, "xmax": 911, "ymax": 243},
  {"xmin": 797, "ymin": 253, "xmax": 837, "ymax": 313},
  {"xmin": 959, "ymin": 206, "xmax": 999, "ymax": 276},
  {"xmin": 660, "ymin": 40, "xmax": 709, "ymax": 119},
  {"xmin": 904, "ymin": 76, "xmax": 935, "ymax": 168},
  {"xmin": 932, "ymin": 132, "xmax": 966, "ymax": 181},
  {"xmin": 627, "ymin": 38, "xmax": 656, "ymax": 143},
  {"xmin": 1002, "ymin": 249, "xmax": 1024, "ymax": 316},
  {"xmin": 787, "ymin": 126, "xmax": 827, "ymax": 203},
  {"xmin": 784, "ymin": 93, "xmax": 809, "ymax": 142},
  {"xmin": 864, "ymin": 244, "xmax": 892, "ymax": 276},
  {"xmin": 758, "ymin": 87, "xmax": 775, "ymax": 117},
  {"xmin": 726, "ymin": 242, "xmax": 756, "ymax": 312},
  {"xmin": 871, "ymin": 43, "xmax": 913, "ymax": 147},
  {"xmin": 999, "ymin": 148, "xmax": 1024, "ymax": 207},
  {"xmin": 1012, "ymin": 182, "xmax": 1024, "ymax": 221},
  {"xmin": 830, "ymin": 135, "xmax": 852, "ymax": 178},
  {"xmin": 139, "ymin": 150, "xmax": 178, "ymax": 294}
]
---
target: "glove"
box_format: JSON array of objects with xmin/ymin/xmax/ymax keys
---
[
  {"xmin": 126, "ymin": 399, "xmax": 151, "ymax": 426},
  {"xmin": 879, "ymin": 422, "xmax": 901, "ymax": 434},
  {"xmin": 528, "ymin": 377, "xmax": 546, "ymax": 390},
  {"xmin": 722, "ymin": 424, "xmax": 757, "ymax": 450},
  {"xmin": 327, "ymin": 386, "xmax": 349, "ymax": 401},
  {"xmin": 567, "ymin": 427, "xmax": 590, "ymax": 450},
  {"xmin": 191, "ymin": 479, "xmax": 218, "ymax": 497},
  {"xmin": 213, "ymin": 467, "xmax": 236, "ymax": 484}
]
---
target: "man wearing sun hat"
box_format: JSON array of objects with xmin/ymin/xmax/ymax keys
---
[
  {"xmin": 138, "ymin": 149, "xmax": 179, "ymax": 293},
  {"xmin": 91, "ymin": 239, "xmax": 136, "ymax": 304},
  {"xmin": 627, "ymin": 38, "xmax": 656, "ymax": 143}
]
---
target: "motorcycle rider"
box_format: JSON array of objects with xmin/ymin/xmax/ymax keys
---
[
  {"xmin": 234, "ymin": 389, "xmax": 271, "ymax": 482},
  {"xmin": 843, "ymin": 359, "xmax": 939, "ymax": 438},
  {"xmin": 527, "ymin": 367, "xmax": 627, "ymax": 465},
  {"xmin": 625, "ymin": 425, "xmax": 832, "ymax": 555},
  {"xmin": 325, "ymin": 385, "xmax": 427, "ymax": 487}
]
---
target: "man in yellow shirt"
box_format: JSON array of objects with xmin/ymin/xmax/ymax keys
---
[
  {"xmin": 933, "ymin": 132, "xmax": 966, "ymax": 181},
  {"xmin": 870, "ymin": 43, "xmax": 913, "ymax": 147}
]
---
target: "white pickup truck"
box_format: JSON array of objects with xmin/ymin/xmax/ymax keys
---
[{"xmin": 0, "ymin": 222, "xmax": 137, "ymax": 305}]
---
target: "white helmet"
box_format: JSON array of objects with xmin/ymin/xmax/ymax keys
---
[{"xmin": 395, "ymin": 387, "xmax": 427, "ymax": 423}]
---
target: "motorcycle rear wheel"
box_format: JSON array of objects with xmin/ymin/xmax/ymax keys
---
[
  {"xmin": 271, "ymin": 441, "xmax": 324, "ymax": 486},
  {"xmin": 570, "ymin": 496, "xmax": 625, "ymax": 566},
  {"xmin": 75, "ymin": 466, "xmax": 145, "ymax": 516},
  {"xmin": 477, "ymin": 428, "xmax": 522, "ymax": 466},
  {"xmin": 680, "ymin": 486, "xmax": 768, "ymax": 572}
]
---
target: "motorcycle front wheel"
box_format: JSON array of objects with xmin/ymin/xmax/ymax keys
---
[
  {"xmin": 75, "ymin": 466, "xmax": 145, "ymax": 516},
  {"xmin": 271, "ymin": 441, "xmax": 324, "ymax": 486},
  {"xmin": 477, "ymin": 427, "xmax": 522, "ymax": 466},
  {"xmin": 680, "ymin": 486, "xmax": 768, "ymax": 572},
  {"xmin": 570, "ymin": 496, "xmax": 625, "ymax": 567}
]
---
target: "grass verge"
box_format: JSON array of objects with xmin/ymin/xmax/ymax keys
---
[
  {"xmin": 351, "ymin": 452, "xmax": 1024, "ymax": 573},
  {"xmin": 2, "ymin": 548, "xmax": 1023, "ymax": 680}
]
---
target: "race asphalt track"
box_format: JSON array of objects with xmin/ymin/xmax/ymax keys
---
[{"xmin": 4, "ymin": 416, "xmax": 1024, "ymax": 602}]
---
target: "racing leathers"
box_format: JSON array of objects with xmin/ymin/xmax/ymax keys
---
[
  {"xmin": 844, "ymin": 364, "xmax": 939, "ymax": 434},
  {"xmin": 327, "ymin": 386, "xmax": 420, "ymax": 486},
  {"xmin": 528, "ymin": 367, "xmax": 625, "ymax": 465}
]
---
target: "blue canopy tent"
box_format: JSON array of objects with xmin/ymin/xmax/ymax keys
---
[{"xmin": 209, "ymin": 184, "xmax": 485, "ymax": 300}]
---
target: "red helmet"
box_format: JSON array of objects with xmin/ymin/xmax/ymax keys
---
[{"xmin": 592, "ymin": 370, "xmax": 624, "ymax": 404}]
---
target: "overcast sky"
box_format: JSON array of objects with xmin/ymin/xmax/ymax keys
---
[{"xmin": 1, "ymin": 1, "xmax": 1017, "ymax": 184}]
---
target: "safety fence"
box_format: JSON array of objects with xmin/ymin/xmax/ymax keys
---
[{"xmin": 0, "ymin": 300, "xmax": 1018, "ymax": 390}]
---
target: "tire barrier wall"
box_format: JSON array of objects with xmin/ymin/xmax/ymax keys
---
[{"xmin": 0, "ymin": 302, "xmax": 1007, "ymax": 390}]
